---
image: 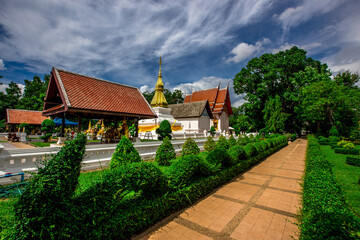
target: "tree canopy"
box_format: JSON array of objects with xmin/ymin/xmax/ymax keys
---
[
  {"xmin": 232, "ymin": 46, "xmax": 360, "ymax": 137},
  {"xmin": 16, "ymin": 75, "xmax": 50, "ymax": 111}
]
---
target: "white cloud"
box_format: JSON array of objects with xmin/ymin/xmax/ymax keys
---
[
  {"xmin": 0, "ymin": 0, "xmax": 272, "ymax": 78},
  {"xmin": 276, "ymin": 0, "xmax": 344, "ymax": 36},
  {"xmin": 271, "ymin": 42, "xmax": 321, "ymax": 54},
  {"xmin": 322, "ymin": 43, "xmax": 360, "ymax": 74},
  {"xmin": 226, "ymin": 38, "xmax": 270, "ymax": 63},
  {"xmin": 0, "ymin": 59, "xmax": 6, "ymax": 70},
  {"xmin": 0, "ymin": 83, "xmax": 25, "ymax": 94}
]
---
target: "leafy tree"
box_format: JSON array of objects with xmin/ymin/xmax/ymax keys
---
[
  {"xmin": 164, "ymin": 89, "xmax": 184, "ymax": 104},
  {"xmin": 0, "ymin": 81, "xmax": 22, "ymax": 119},
  {"xmin": 233, "ymin": 46, "xmax": 326, "ymax": 134},
  {"xmin": 263, "ymin": 95, "xmax": 290, "ymax": 133},
  {"xmin": 334, "ymin": 71, "xmax": 359, "ymax": 88},
  {"xmin": 156, "ymin": 120, "xmax": 172, "ymax": 140},
  {"xmin": 142, "ymin": 90, "xmax": 155, "ymax": 104},
  {"xmin": 17, "ymin": 75, "xmax": 50, "ymax": 111},
  {"xmin": 297, "ymin": 68, "xmax": 360, "ymax": 137}
]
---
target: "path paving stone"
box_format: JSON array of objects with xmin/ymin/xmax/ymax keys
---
[{"xmin": 135, "ymin": 139, "xmax": 307, "ymax": 240}]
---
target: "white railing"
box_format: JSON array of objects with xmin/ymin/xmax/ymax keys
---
[{"xmin": 0, "ymin": 138, "xmax": 211, "ymax": 184}]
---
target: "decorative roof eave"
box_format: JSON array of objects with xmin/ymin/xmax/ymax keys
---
[
  {"xmin": 137, "ymin": 88, "xmax": 157, "ymax": 118},
  {"xmin": 54, "ymin": 68, "xmax": 71, "ymax": 108}
]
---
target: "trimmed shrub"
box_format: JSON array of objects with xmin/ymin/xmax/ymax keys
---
[
  {"xmin": 343, "ymin": 142, "xmax": 356, "ymax": 149},
  {"xmin": 40, "ymin": 119, "xmax": 56, "ymax": 142},
  {"xmin": 300, "ymin": 135, "xmax": 360, "ymax": 239},
  {"xmin": 238, "ymin": 135, "xmax": 250, "ymax": 145},
  {"xmin": 318, "ymin": 137, "xmax": 329, "ymax": 145},
  {"xmin": 206, "ymin": 148, "xmax": 232, "ymax": 167},
  {"xmin": 110, "ymin": 137, "xmax": 141, "ymax": 169},
  {"xmin": 265, "ymin": 139, "xmax": 273, "ymax": 149},
  {"xmin": 156, "ymin": 120, "xmax": 172, "ymax": 140},
  {"xmin": 168, "ymin": 155, "xmax": 215, "ymax": 188},
  {"xmin": 329, "ymin": 136, "xmax": 339, "ymax": 143},
  {"xmin": 181, "ymin": 138, "xmax": 200, "ymax": 157},
  {"xmin": 209, "ymin": 126, "xmax": 216, "ymax": 137},
  {"xmin": 155, "ymin": 137, "xmax": 175, "ymax": 166},
  {"xmin": 204, "ymin": 136, "xmax": 216, "ymax": 152},
  {"xmin": 14, "ymin": 134, "xmax": 87, "ymax": 239},
  {"xmin": 228, "ymin": 145, "xmax": 246, "ymax": 164},
  {"xmin": 329, "ymin": 125, "xmax": 339, "ymax": 137},
  {"xmin": 216, "ymin": 135, "xmax": 229, "ymax": 149},
  {"xmin": 346, "ymin": 156, "xmax": 360, "ymax": 167},
  {"xmin": 259, "ymin": 141, "xmax": 269, "ymax": 151},
  {"xmin": 334, "ymin": 148, "xmax": 359, "ymax": 155},
  {"xmin": 244, "ymin": 143, "xmax": 257, "ymax": 158},
  {"xmin": 228, "ymin": 135, "xmax": 237, "ymax": 148},
  {"xmin": 290, "ymin": 134, "xmax": 297, "ymax": 142},
  {"xmin": 253, "ymin": 142, "xmax": 265, "ymax": 153}
]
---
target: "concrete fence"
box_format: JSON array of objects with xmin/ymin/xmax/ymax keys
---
[{"xmin": 0, "ymin": 138, "xmax": 210, "ymax": 185}]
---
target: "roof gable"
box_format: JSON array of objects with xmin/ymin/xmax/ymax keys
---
[{"xmin": 43, "ymin": 68, "xmax": 156, "ymax": 118}]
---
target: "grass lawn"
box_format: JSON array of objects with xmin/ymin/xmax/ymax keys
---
[
  {"xmin": 30, "ymin": 142, "xmax": 52, "ymax": 147},
  {"xmin": 320, "ymin": 145, "xmax": 360, "ymax": 216}
]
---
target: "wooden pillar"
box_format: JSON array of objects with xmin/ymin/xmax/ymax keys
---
[
  {"xmin": 135, "ymin": 118, "xmax": 139, "ymax": 137},
  {"xmin": 61, "ymin": 114, "xmax": 65, "ymax": 137},
  {"xmin": 78, "ymin": 116, "xmax": 82, "ymax": 133}
]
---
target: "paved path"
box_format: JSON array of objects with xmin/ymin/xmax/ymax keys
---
[{"xmin": 135, "ymin": 138, "xmax": 307, "ymax": 240}]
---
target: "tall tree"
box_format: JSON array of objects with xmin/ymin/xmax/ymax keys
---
[
  {"xmin": 17, "ymin": 75, "xmax": 50, "ymax": 111},
  {"xmin": 263, "ymin": 95, "xmax": 290, "ymax": 133},
  {"xmin": 233, "ymin": 46, "xmax": 327, "ymax": 133},
  {"xmin": 297, "ymin": 67, "xmax": 360, "ymax": 136},
  {"xmin": 0, "ymin": 81, "xmax": 22, "ymax": 119}
]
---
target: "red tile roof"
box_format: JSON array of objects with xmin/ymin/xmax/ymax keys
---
[
  {"xmin": 6, "ymin": 109, "xmax": 49, "ymax": 125},
  {"xmin": 184, "ymin": 87, "xmax": 233, "ymax": 115},
  {"xmin": 43, "ymin": 68, "xmax": 156, "ymax": 118}
]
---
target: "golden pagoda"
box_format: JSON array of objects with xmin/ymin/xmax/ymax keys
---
[{"xmin": 150, "ymin": 57, "xmax": 168, "ymax": 108}]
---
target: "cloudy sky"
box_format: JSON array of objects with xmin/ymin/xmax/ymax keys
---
[{"xmin": 0, "ymin": 0, "xmax": 359, "ymax": 106}]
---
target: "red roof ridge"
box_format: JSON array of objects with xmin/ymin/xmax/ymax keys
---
[
  {"xmin": 7, "ymin": 109, "xmax": 44, "ymax": 112},
  {"xmin": 185, "ymin": 87, "xmax": 219, "ymax": 96},
  {"xmin": 54, "ymin": 68, "xmax": 139, "ymax": 90}
]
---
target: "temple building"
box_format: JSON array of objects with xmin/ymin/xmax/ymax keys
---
[
  {"xmin": 184, "ymin": 86, "xmax": 233, "ymax": 132},
  {"xmin": 138, "ymin": 57, "xmax": 182, "ymax": 139},
  {"xmin": 6, "ymin": 109, "xmax": 49, "ymax": 133}
]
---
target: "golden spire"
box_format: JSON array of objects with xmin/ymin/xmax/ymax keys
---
[{"xmin": 151, "ymin": 56, "xmax": 168, "ymax": 108}]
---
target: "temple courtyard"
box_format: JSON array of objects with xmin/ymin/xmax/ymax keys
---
[{"xmin": 135, "ymin": 138, "xmax": 306, "ymax": 240}]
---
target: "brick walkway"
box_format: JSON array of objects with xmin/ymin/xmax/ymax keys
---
[{"xmin": 135, "ymin": 139, "xmax": 307, "ymax": 240}]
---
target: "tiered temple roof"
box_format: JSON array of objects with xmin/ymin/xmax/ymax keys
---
[{"xmin": 184, "ymin": 86, "xmax": 233, "ymax": 115}]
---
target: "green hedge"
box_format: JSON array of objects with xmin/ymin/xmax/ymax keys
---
[
  {"xmin": 334, "ymin": 148, "xmax": 359, "ymax": 155},
  {"xmin": 71, "ymin": 141, "xmax": 288, "ymax": 239},
  {"xmin": 300, "ymin": 135, "xmax": 360, "ymax": 240},
  {"xmin": 346, "ymin": 156, "xmax": 360, "ymax": 167},
  {"xmin": 13, "ymin": 135, "xmax": 289, "ymax": 239}
]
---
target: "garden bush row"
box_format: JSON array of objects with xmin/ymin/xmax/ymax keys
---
[
  {"xmin": 300, "ymin": 135, "xmax": 360, "ymax": 240},
  {"xmin": 12, "ymin": 135, "xmax": 288, "ymax": 239},
  {"xmin": 346, "ymin": 156, "xmax": 360, "ymax": 167},
  {"xmin": 334, "ymin": 148, "xmax": 359, "ymax": 155}
]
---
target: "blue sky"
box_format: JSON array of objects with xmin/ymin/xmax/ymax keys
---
[{"xmin": 0, "ymin": 0, "xmax": 359, "ymax": 106}]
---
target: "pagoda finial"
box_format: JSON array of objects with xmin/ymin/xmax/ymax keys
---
[{"xmin": 151, "ymin": 56, "xmax": 168, "ymax": 108}]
